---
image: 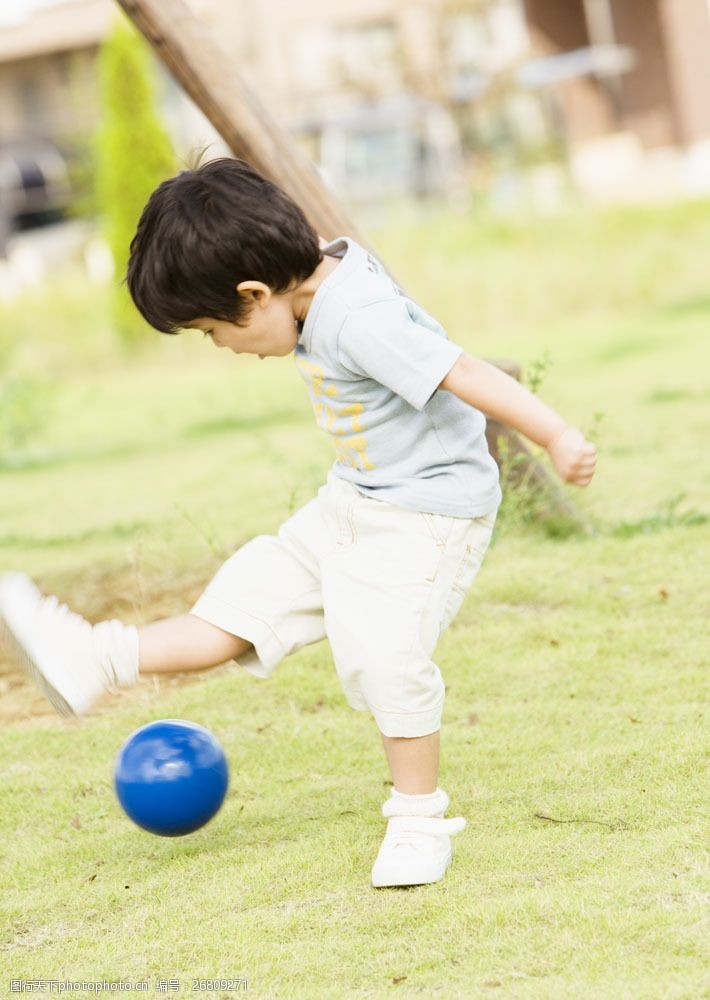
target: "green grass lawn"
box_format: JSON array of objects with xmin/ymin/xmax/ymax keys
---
[{"xmin": 0, "ymin": 200, "xmax": 708, "ymax": 999}]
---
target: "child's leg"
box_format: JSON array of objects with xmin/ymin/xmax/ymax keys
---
[
  {"xmin": 373, "ymin": 730, "xmax": 464, "ymax": 888},
  {"xmin": 138, "ymin": 614, "xmax": 251, "ymax": 674},
  {"xmin": 320, "ymin": 491, "xmax": 496, "ymax": 886},
  {"xmin": 0, "ymin": 487, "xmax": 329, "ymax": 716},
  {"xmin": 0, "ymin": 574, "xmax": 253, "ymax": 717},
  {"xmin": 379, "ymin": 730, "xmax": 440, "ymax": 794}
]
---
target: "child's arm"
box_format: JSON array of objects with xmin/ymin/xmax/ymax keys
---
[{"xmin": 439, "ymin": 353, "xmax": 597, "ymax": 487}]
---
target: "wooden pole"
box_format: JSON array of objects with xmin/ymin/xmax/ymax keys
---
[{"xmin": 114, "ymin": 0, "xmax": 589, "ymax": 531}]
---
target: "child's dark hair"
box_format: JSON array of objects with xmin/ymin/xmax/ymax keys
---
[{"xmin": 126, "ymin": 157, "xmax": 323, "ymax": 333}]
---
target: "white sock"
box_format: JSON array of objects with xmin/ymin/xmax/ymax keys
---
[
  {"xmin": 92, "ymin": 620, "xmax": 140, "ymax": 689},
  {"xmin": 382, "ymin": 786, "xmax": 449, "ymax": 819}
]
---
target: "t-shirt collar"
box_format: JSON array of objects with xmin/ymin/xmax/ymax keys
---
[{"xmin": 297, "ymin": 236, "xmax": 363, "ymax": 351}]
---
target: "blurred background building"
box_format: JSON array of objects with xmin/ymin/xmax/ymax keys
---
[{"xmin": 1, "ymin": 0, "xmax": 710, "ymax": 258}]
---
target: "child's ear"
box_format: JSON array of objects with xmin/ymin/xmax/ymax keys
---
[{"xmin": 236, "ymin": 280, "xmax": 271, "ymax": 306}]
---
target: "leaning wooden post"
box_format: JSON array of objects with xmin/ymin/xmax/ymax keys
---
[
  {"xmin": 114, "ymin": 0, "xmax": 367, "ymax": 245},
  {"xmin": 114, "ymin": 0, "xmax": 589, "ymax": 531}
]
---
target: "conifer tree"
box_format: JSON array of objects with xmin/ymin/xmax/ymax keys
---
[{"xmin": 96, "ymin": 17, "xmax": 176, "ymax": 348}]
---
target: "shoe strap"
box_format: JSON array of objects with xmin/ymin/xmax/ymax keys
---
[{"xmin": 387, "ymin": 815, "xmax": 467, "ymax": 837}]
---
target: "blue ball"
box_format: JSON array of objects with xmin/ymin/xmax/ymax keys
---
[{"xmin": 114, "ymin": 719, "xmax": 229, "ymax": 837}]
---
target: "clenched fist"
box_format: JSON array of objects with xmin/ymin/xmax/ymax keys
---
[{"xmin": 547, "ymin": 426, "xmax": 597, "ymax": 486}]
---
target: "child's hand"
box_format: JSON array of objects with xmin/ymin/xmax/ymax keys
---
[{"xmin": 546, "ymin": 426, "xmax": 597, "ymax": 486}]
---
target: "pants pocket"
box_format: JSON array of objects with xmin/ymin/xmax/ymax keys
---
[
  {"xmin": 438, "ymin": 517, "xmax": 494, "ymax": 632},
  {"xmin": 419, "ymin": 511, "xmax": 456, "ymax": 547},
  {"xmin": 334, "ymin": 498, "xmax": 357, "ymax": 548}
]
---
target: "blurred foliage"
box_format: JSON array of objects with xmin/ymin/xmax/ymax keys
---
[
  {"xmin": 63, "ymin": 134, "xmax": 99, "ymax": 222},
  {"xmin": 0, "ymin": 330, "xmax": 53, "ymax": 455},
  {"xmin": 610, "ymin": 492, "xmax": 707, "ymax": 538},
  {"xmin": 96, "ymin": 16, "xmax": 176, "ymax": 350},
  {"xmin": 522, "ymin": 349, "xmax": 553, "ymax": 395}
]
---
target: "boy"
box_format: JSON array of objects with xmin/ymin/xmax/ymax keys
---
[{"xmin": 0, "ymin": 158, "xmax": 596, "ymax": 889}]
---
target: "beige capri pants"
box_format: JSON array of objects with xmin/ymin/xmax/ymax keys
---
[{"xmin": 190, "ymin": 470, "xmax": 496, "ymax": 738}]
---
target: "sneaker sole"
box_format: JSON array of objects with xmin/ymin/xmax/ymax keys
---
[
  {"xmin": 372, "ymin": 851, "xmax": 453, "ymax": 888},
  {"xmin": 0, "ymin": 615, "xmax": 75, "ymax": 717}
]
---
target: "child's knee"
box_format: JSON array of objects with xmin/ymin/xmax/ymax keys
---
[{"xmin": 335, "ymin": 649, "xmax": 445, "ymax": 738}]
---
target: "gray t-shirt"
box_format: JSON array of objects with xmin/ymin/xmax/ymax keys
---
[{"xmin": 294, "ymin": 236, "xmax": 502, "ymax": 517}]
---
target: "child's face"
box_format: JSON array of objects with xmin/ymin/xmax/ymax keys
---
[{"xmin": 192, "ymin": 286, "xmax": 300, "ymax": 359}]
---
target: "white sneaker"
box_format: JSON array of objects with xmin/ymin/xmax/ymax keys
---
[
  {"xmin": 371, "ymin": 814, "xmax": 467, "ymax": 888},
  {"xmin": 0, "ymin": 572, "xmax": 137, "ymax": 717}
]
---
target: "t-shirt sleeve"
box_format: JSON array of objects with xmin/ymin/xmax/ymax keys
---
[{"xmin": 336, "ymin": 298, "xmax": 464, "ymax": 411}]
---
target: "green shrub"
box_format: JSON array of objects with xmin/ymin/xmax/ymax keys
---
[
  {"xmin": 96, "ymin": 16, "xmax": 176, "ymax": 349},
  {"xmin": 0, "ymin": 332, "xmax": 52, "ymax": 457}
]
